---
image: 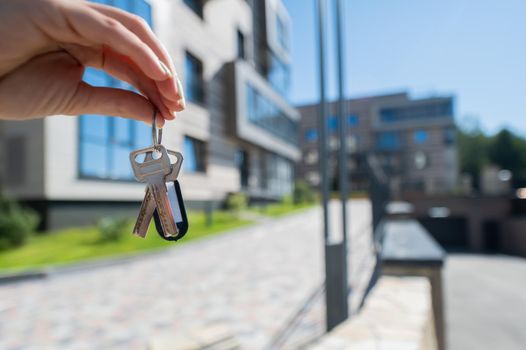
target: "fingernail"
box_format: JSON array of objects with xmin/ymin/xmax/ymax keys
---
[
  {"xmin": 172, "ymin": 111, "xmax": 177, "ymax": 118},
  {"xmin": 159, "ymin": 60, "xmax": 172, "ymax": 78},
  {"xmin": 175, "ymin": 77, "xmax": 186, "ymax": 109}
]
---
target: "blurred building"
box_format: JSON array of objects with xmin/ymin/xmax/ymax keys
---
[
  {"xmin": 297, "ymin": 92, "xmax": 458, "ymax": 195},
  {"xmin": 0, "ymin": 0, "xmax": 299, "ymax": 229}
]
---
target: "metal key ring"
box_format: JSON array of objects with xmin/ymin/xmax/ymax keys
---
[{"xmin": 151, "ymin": 109, "xmax": 163, "ymax": 148}]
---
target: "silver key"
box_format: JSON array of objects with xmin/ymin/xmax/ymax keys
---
[
  {"xmin": 130, "ymin": 145, "xmax": 178, "ymax": 237},
  {"xmin": 133, "ymin": 150, "xmax": 183, "ymax": 237}
]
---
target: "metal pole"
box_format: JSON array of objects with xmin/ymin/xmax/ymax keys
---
[
  {"xmin": 316, "ymin": 0, "xmax": 329, "ymax": 243},
  {"xmin": 316, "ymin": 0, "xmax": 349, "ymax": 332},
  {"xmin": 335, "ymin": 0, "xmax": 349, "ymax": 313}
]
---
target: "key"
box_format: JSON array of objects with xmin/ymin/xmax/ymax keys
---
[
  {"xmin": 133, "ymin": 150, "xmax": 183, "ymax": 237},
  {"xmin": 153, "ymin": 180, "xmax": 189, "ymax": 241},
  {"xmin": 130, "ymin": 145, "xmax": 178, "ymax": 237}
]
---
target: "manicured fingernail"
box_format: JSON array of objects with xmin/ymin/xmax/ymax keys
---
[
  {"xmin": 175, "ymin": 77, "xmax": 186, "ymax": 109},
  {"xmin": 159, "ymin": 60, "xmax": 172, "ymax": 78}
]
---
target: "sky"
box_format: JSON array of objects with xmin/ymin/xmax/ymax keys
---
[{"xmin": 283, "ymin": 0, "xmax": 526, "ymax": 136}]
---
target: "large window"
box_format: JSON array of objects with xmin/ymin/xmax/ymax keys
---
[
  {"xmin": 245, "ymin": 83, "xmax": 298, "ymax": 146},
  {"xmin": 275, "ymin": 15, "xmax": 289, "ymax": 51},
  {"xmin": 79, "ymin": 0, "xmax": 152, "ymax": 180},
  {"xmin": 377, "ymin": 132, "xmax": 401, "ymax": 151},
  {"xmin": 268, "ymin": 54, "xmax": 290, "ymax": 97},
  {"xmin": 184, "ymin": 136, "xmax": 207, "ymax": 173},
  {"xmin": 185, "ymin": 51, "xmax": 205, "ymax": 105},
  {"xmin": 380, "ymin": 101, "xmax": 453, "ymax": 123},
  {"xmin": 183, "ymin": 0, "xmax": 203, "ymax": 18}
]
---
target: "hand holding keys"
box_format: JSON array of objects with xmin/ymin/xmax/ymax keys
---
[{"xmin": 129, "ymin": 111, "xmax": 189, "ymax": 241}]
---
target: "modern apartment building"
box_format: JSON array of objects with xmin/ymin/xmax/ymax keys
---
[
  {"xmin": 297, "ymin": 93, "xmax": 458, "ymax": 195},
  {"xmin": 0, "ymin": 0, "xmax": 299, "ymax": 229}
]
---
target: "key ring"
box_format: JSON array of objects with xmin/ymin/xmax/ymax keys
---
[{"xmin": 151, "ymin": 109, "xmax": 163, "ymax": 149}]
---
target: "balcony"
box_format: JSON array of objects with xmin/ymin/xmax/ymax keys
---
[{"xmin": 228, "ymin": 60, "xmax": 300, "ymax": 161}]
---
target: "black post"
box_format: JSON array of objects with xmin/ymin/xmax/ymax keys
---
[
  {"xmin": 316, "ymin": 0, "xmax": 349, "ymax": 332},
  {"xmin": 335, "ymin": 0, "xmax": 350, "ymax": 318},
  {"xmin": 316, "ymin": 0, "xmax": 330, "ymax": 247}
]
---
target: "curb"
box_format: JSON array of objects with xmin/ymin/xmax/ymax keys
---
[
  {"xmin": 0, "ymin": 249, "xmax": 172, "ymax": 285},
  {"xmin": 0, "ymin": 270, "xmax": 48, "ymax": 285},
  {"xmin": 0, "ymin": 207, "xmax": 320, "ymax": 285}
]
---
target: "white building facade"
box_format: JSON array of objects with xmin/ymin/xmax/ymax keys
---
[{"xmin": 0, "ymin": 0, "xmax": 299, "ymax": 229}]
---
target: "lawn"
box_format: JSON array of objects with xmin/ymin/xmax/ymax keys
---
[
  {"xmin": 253, "ymin": 202, "xmax": 316, "ymax": 217},
  {"xmin": 0, "ymin": 211, "xmax": 252, "ymax": 272}
]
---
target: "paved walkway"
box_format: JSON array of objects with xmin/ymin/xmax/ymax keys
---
[
  {"xmin": 0, "ymin": 200, "xmax": 374, "ymax": 350},
  {"xmin": 445, "ymin": 254, "xmax": 526, "ymax": 350}
]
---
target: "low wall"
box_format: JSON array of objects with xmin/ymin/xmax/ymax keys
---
[
  {"xmin": 309, "ymin": 276, "xmax": 436, "ymax": 350},
  {"xmin": 503, "ymin": 217, "xmax": 526, "ymax": 256}
]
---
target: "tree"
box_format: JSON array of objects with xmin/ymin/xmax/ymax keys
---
[
  {"xmin": 489, "ymin": 129, "xmax": 526, "ymax": 173},
  {"xmin": 457, "ymin": 125, "xmax": 526, "ymax": 190},
  {"xmin": 457, "ymin": 127, "xmax": 490, "ymax": 189}
]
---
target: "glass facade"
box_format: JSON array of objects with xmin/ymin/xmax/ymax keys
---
[
  {"xmin": 185, "ymin": 52, "xmax": 205, "ymax": 104},
  {"xmin": 79, "ymin": 0, "xmax": 152, "ymax": 180},
  {"xmin": 268, "ymin": 54, "xmax": 290, "ymax": 97},
  {"xmin": 245, "ymin": 83, "xmax": 298, "ymax": 146},
  {"xmin": 276, "ymin": 15, "xmax": 289, "ymax": 51},
  {"xmin": 380, "ymin": 101, "xmax": 453, "ymax": 123}
]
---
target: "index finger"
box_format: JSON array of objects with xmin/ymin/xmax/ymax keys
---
[{"xmin": 62, "ymin": 1, "xmax": 171, "ymax": 82}]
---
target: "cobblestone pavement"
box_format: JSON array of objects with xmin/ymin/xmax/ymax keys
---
[
  {"xmin": 445, "ymin": 254, "xmax": 526, "ymax": 350},
  {"xmin": 0, "ymin": 200, "xmax": 373, "ymax": 350}
]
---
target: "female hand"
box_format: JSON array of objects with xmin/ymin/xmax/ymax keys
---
[{"xmin": 0, "ymin": 0, "xmax": 185, "ymax": 125}]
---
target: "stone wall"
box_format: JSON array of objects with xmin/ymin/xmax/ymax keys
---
[{"xmin": 309, "ymin": 276, "xmax": 437, "ymax": 350}]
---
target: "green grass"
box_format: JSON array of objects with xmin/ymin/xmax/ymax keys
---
[
  {"xmin": 254, "ymin": 202, "xmax": 316, "ymax": 217},
  {"xmin": 0, "ymin": 211, "xmax": 252, "ymax": 272}
]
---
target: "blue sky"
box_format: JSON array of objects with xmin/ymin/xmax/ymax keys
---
[{"xmin": 283, "ymin": 0, "xmax": 526, "ymax": 135}]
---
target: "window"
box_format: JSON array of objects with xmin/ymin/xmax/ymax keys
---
[
  {"xmin": 184, "ymin": 136, "xmax": 206, "ymax": 173},
  {"xmin": 183, "ymin": 0, "xmax": 203, "ymax": 18},
  {"xmin": 235, "ymin": 149, "xmax": 249, "ymax": 187},
  {"xmin": 185, "ymin": 52, "xmax": 205, "ymax": 104},
  {"xmin": 305, "ymin": 129, "xmax": 318, "ymax": 142},
  {"xmin": 413, "ymin": 130, "xmax": 428, "ymax": 144},
  {"xmin": 237, "ymin": 30, "xmax": 246, "ymax": 60},
  {"xmin": 327, "ymin": 116, "xmax": 338, "ymax": 132},
  {"xmin": 79, "ymin": 0, "xmax": 152, "ymax": 181},
  {"xmin": 380, "ymin": 101, "xmax": 453, "ymax": 123},
  {"xmin": 377, "ymin": 132, "xmax": 401, "ymax": 150},
  {"xmin": 268, "ymin": 54, "xmax": 290, "ymax": 96},
  {"xmin": 276, "ymin": 15, "xmax": 289, "ymax": 51},
  {"xmin": 245, "ymin": 83, "xmax": 298, "ymax": 145},
  {"xmin": 348, "ymin": 115, "xmax": 359, "ymax": 127}
]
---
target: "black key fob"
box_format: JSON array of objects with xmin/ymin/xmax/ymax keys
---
[{"xmin": 153, "ymin": 180, "xmax": 189, "ymax": 241}]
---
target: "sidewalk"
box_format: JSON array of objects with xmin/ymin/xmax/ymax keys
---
[{"xmin": 0, "ymin": 199, "xmax": 373, "ymax": 350}]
